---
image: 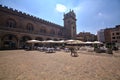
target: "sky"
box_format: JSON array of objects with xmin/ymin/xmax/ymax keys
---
[{"xmin": 0, "ymin": 0, "xmax": 120, "ymax": 34}]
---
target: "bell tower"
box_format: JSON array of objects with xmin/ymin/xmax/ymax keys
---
[{"xmin": 63, "ymin": 10, "xmax": 77, "ymax": 39}]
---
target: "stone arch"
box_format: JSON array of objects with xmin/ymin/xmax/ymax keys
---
[
  {"xmin": 53, "ymin": 38, "xmax": 58, "ymax": 41},
  {"xmin": 35, "ymin": 37, "xmax": 43, "ymax": 41},
  {"xmin": 19, "ymin": 36, "xmax": 32, "ymax": 49},
  {"xmin": 26, "ymin": 23, "xmax": 34, "ymax": 32},
  {"xmin": 21, "ymin": 36, "xmax": 31, "ymax": 41},
  {"xmin": 59, "ymin": 39, "xmax": 63, "ymax": 40},
  {"xmin": 40, "ymin": 27, "xmax": 46, "ymax": 34},
  {"xmin": 46, "ymin": 38, "xmax": 52, "ymax": 40},
  {"xmin": 1, "ymin": 34, "xmax": 18, "ymax": 49},
  {"xmin": 6, "ymin": 18, "xmax": 16, "ymax": 28}
]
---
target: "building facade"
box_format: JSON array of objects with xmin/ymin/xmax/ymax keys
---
[
  {"xmin": 0, "ymin": 5, "xmax": 77, "ymax": 49},
  {"xmin": 97, "ymin": 29, "xmax": 105, "ymax": 43},
  {"xmin": 104, "ymin": 25, "xmax": 120, "ymax": 43},
  {"xmin": 110, "ymin": 25, "xmax": 120, "ymax": 43},
  {"xmin": 76, "ymin": 32, "xmax": 97, "ymax": 42}
]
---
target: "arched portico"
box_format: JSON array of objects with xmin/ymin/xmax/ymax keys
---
[
  {"xmin": 46, "ymin": 38, "xmax": 52, "ymax": 40},
  {"xmin": 19, "ymin": 36, "xmax": 31, "ymax": 49},
  {"xmin": 53, "ymin": 38, "xmax": 58, "ymax": 41},
  {"xmin": 1, "ymin": 34, "xmax": 18, "ymax": 49},
  {"xmin": 35, "ymin": 37, "xmax": 43, "ymax": 41}
]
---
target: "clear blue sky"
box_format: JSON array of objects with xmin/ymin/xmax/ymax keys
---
[{"xmin": 0, "ymin": 0, "xmax": 120, "ymax": 34}]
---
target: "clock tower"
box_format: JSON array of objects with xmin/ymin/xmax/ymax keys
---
[{"xmin": 63, "ymin": 10, "xmax": 77, "ymax": 39}]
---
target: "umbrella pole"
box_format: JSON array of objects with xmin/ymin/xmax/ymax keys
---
[{"xmin": 32, "ymin": 43, "xmax": 34, "ymax": 50}]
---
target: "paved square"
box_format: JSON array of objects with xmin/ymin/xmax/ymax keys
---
[{"xmin": 0, "ymin": 50, "xmax": 120, "ymax": 80}]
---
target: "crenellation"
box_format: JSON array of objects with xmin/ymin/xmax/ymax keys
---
[
  {"xmin": 9, "ymin": 8, "xmax": 14, "ymax": 11},
  {"xmin": 0, "ymin": 5, "xmax": 63, "ymax": 28},
  {"xmin": 14, "ymin": 9, "xmax": 18, "ymax": 12},
  {"xmin": 64, "ymin": 10, "xmax": 76, "ymax": 20},
  {"xmin": 23, "ymin": 12, "xmax": 26, "ymax": 15},
  {"xmin": 4, "ymin": 6, "xmax": 8, "ymax": 9},
  {"xmin": 27, "ymin": 14, "xmax": 30, "ymax": 17},
  {"xmin": 30, "ymin": 15, "xmax": 34, "ymax": 18},
  {"xmin": 37, "ymin": 17, "xmax": 40, "ymax": 21},
  {"xmin": 18, "ymin": 11, "xmax": 22, "ymax": 14},
  {"xmin": 33, "ymin": 16, "xmax": 36, "ymax": 19},
  {"xmin": 43, "ymin": 20, "xmax": 47, "ymax": 24}
]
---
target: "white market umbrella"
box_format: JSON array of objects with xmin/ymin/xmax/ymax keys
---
[
  {"xmin": 26, "ymin": 40, "xmax": 41, "ymax": 50},
  {"xmin": 66, "ymin": 40, "xmax": 85, "ymax": 44},
  {"xmin": 65, "ymin": 39, "xmax": 75, "ymax": 44},
  {"xmin": 93, "ymin": 41, "xmax": 103, "ymax": 44},
  {"xmin": 72, "ymin": 40, "xmax": 85, "ymax": 44},
  {"xmin": 42, "ymin": 40, "xmax": 56, "ymax": 43},
  {"xmin": 55, "ymin": 40, "xmax": 66, "ymax": 43},
  {"xmin": 85, "ymin": 41, "xmax": 93, "ymax": 44},
  {"xmin": 26, "ymin": 40, "xmax": 41, "ymax": 43}
]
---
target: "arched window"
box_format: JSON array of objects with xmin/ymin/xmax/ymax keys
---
[
  {"xmin": 58, "ymin": 30, "xmax": 63, "ymax": 36},
  {"xmin": 50, "ymin": 29, "xmax": 55, "ymax": 35},
  {"xmin": 40, "ymin": 28, "xmax": 46, "ymax": 34},
  {"xmin": 6, "ymin": 18, "xmax": 16, "ymax": 28},
  {"xmin": 26, "ymin": 23, "xmax": 34, "ymax": 31}
]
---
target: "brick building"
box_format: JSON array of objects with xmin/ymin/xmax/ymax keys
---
[
  {"xmin": 76, "ymin": 32, "xmax": 97, "ymax": 42},
  {"xmin": 104, "ymin": 25, "xmax": 120, "ymax": 43},
  {"xmin": 0, "ymin": 5, "xmax": 77, "ymax": 49}
]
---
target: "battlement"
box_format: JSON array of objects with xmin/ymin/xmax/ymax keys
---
[
  {"xmin": 0, "ymin": 4, "xmax": 63, "ymax": 28},
  {"xmin": 64, "ymin": 10, "xmax": 76, "ymax": 20}
]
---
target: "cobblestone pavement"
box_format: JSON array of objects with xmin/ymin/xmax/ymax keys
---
[{"xmin": 0, "ymin": 50, "xmax": 120, "ymax": 80}]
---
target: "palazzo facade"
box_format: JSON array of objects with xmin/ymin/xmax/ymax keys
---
[{"xmin": 0, "ymin": 5, "xmax": 77, "ymax": 49}]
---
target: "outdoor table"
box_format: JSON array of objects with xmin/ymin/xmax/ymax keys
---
[
  {"xmin": 64, "ymin": 48, "xmax": 70, "ymax": 52},
  {"xmin": 46, "ymin": 48, "xmax": 55, "ymax": 53}
]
